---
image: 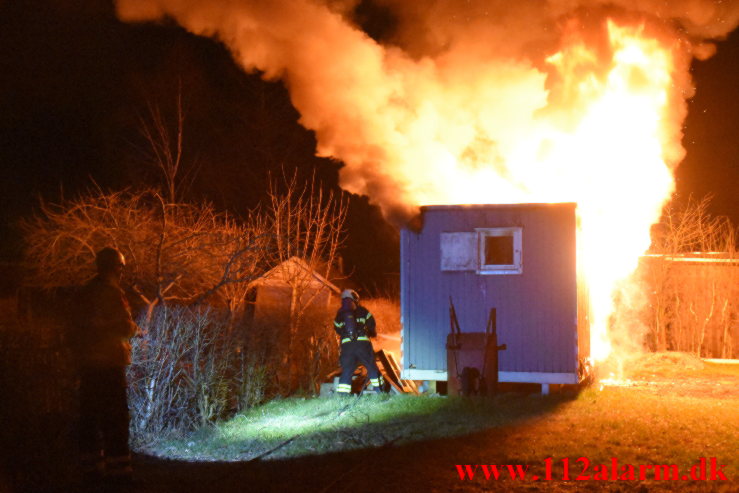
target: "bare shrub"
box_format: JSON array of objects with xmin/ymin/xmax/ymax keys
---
[
  {"xmin": 234, "ymin": 351, "xmax": 270, "ymax": 410},
  {"xmin": 128, "ymin": 306, "xmax": 246, "ymax": 447},
  {"xmin": 642, "ymin": 197, "xmax": 738, "ymax": 358},
  {"xmin": 651, "ymin": 196, "xmax": 735, "ymax": 254}
]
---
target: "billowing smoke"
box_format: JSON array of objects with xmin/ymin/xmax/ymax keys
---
[
  {"xmin": 116, "ymin": 0, "xmax": 738, "ymax": 361},
  {"xmin": 116, "ymin": 0, "xmax": 738, "ymax": 224}
]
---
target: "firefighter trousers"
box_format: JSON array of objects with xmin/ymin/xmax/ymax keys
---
[
  {"xmin": 78, "ymin": 366, "xmax": 131, "ymax": 475},
  {"xmin": 337, "ymin": 340, "xmax": 381, "ymax": 393}
]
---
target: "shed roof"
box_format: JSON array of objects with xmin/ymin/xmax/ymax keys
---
[{"xmin": 249, "ymin": 256, "xmax": 341, "ymax": 293}]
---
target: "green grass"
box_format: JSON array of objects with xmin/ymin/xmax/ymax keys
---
[
  {"xmin": 142, "ymin": 357, "xmax": 738, "ymax": 493},
  {"xmin": 152, "ymin": 392, "xmax": 561, "ymax": 461},
  {"xmin": 150, "ymin": 378, "xmax": 738, "ymax": 488}
]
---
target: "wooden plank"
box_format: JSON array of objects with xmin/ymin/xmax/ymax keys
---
[
  {"xmin": 376, "ymin": 350, "xmax": 419, "ymax": 394},
  {"xmin": 385, "ymin": 352, "xmax": 419, "ymax": 393},
  {"xmin": 376, "ymin": 350, "xmax": 403, "ymax": 393}
]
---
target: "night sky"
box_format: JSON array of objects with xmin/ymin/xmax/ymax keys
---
[{"xmin": 1, "ymin": 0, "xmax": 737, "ymax": 290}]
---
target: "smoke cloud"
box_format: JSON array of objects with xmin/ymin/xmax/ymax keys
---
[
  {"xmin": 116, "ymin": 0, "xmax": 739, "ymax": 224},
  {"xmin": 116, "ymin": 0, "xmax": 739, "ymax": 362}
]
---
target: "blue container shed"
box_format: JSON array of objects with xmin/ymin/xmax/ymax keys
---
[{"xmin": 400, "ymin": 203, "xmax": 590, "ymax": 393}]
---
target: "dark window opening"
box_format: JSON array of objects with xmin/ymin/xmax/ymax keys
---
[{"xmin": 484, "ymin": 235, "xmax": 514, "ymax": 265}]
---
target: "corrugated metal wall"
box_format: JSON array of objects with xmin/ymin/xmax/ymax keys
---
[{"xmin": 401, "ymin": 203, "xmax": 579, "ymax": 375}]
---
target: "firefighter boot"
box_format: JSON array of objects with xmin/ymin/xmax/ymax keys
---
[{"xmin": 370, "ymin": 376, "xmax": 384, "ymax": 395}]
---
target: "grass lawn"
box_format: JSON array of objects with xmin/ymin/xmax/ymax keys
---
[{"xmin": 145, "ymin": 354, "xmax": 738, "ymax": 491}]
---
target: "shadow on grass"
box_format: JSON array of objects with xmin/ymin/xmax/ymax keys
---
[
  {"xmin": 133, "ymin": 424, "xmax": 536, "ymax": 492},
  {"xmin": 130, "ymin": 392, "xmax": 576, "ymax": 493},
  {"xmin": 210, "ymin": 392, "xmax": 572, "ymax": 459}
]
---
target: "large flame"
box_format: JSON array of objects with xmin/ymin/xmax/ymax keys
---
[
  {"xmin": 116, "ymin": 0, "xmax": 739, "ymax": 362},
  {"xmin": 399, "ymin": 20, "xmax": 679, "ymax": 360}
]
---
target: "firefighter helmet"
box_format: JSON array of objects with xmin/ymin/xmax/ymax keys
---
[
  {"xmin": 95, "ymin": 247, "xmax": 126, "ymax": 273},
  {"xmin": 340, "ymin": 289, "xmax": 359, "ymax": 302}
]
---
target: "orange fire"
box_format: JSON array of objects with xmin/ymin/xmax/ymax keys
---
[{"xmin": 397, "ymin": 20, "xmax": 680, "ymax": 360}]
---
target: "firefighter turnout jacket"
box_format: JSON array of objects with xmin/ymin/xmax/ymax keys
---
[
  {"xmin": 69, "ymin": 275, "xmax": 138, "ymax": 368},
  {"xmin": 333, "ymin": 302, "xmax": 376, "ymax": 343}
]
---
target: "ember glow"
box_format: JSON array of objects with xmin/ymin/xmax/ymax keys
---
[{"xmin": 116, "ymin": 0, "xmax": 739, "ymax": 362}]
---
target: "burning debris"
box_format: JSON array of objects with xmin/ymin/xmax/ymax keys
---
[{"xmin": 115, "ymin": 0, "xmax": 739, "ymax": 362}]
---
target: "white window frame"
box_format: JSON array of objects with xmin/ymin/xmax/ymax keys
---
[{"xmin": 475, "ymin": 227, "xmax": 523, "ymax": 275}]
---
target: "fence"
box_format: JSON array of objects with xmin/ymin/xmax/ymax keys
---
[{"xmin": 640, "ymin": 254, "xmax": 738, "ymax": 358}]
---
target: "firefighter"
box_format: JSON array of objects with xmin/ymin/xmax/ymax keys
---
[
  {"xmin": 333, "ymin": 289, "xmax": 383, "ymax": 395},
  {"xmin": 68, "ymin": 247, "xmax": 139, "ymax": 484}
]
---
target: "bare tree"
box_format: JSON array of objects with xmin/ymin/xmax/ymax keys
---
[
  {"xmin": 266, "ymin": 172, "xmax": 347, "ymax": 393},
  {"xmin": 651, "ymin": 195, "xmax": 735, "ymax": 254},
  {"xmin": 21, "ymin": 188, "xmax": 271, "ymax": 320},
  {"xmin": 136, "ymin": 82, "xmax": 201, "ymax": 205}
]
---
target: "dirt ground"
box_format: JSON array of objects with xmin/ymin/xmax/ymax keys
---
[{"xmin": 598, "ymin": 352, "xmax": 739, "ymax": 399}]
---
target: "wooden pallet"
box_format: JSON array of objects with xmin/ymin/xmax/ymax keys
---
[{"xmin": 375, "ymin": 349, "xmax": 419, "ymax": 395}]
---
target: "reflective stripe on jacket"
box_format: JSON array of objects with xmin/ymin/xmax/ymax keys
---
[{"xmin": 334, "ymin": 305, "xmax": 376, "ymax": 341}]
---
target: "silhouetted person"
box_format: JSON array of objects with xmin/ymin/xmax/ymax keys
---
[{"xmin": 68, "ymin": 247, "xmax": 138, "ymax": 484}]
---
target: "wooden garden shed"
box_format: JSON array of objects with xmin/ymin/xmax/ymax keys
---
[
  {"xmin": 400, "ymin": 203, "xmax": 590, "ymax": 393},
  {"xmin": 249, "ymin": 256, "xmax": 340, "ymax": 328}
]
